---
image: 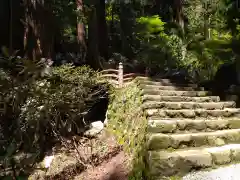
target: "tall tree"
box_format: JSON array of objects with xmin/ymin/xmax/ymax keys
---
[
  {"xmin": 87, "ymin": 4, "xmax": 100, "ymax": 69},
  {"xmin": 96, "ymin": 0, "xmax": 108, "ymax": 60},
  {"xmin": 76, "ymin": 0, "xmax": 87, "ymax": 60},
  {"xmin": 174, "ymin": 0, "xmax": 185, "ymax": 33},
  {"xmin": 23, "ymin": 0, "xmax": 55, "ymax": 60}
]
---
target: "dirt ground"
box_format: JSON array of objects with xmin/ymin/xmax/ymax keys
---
[
  {"xmin": 74, "ymin": 131, "xmax": 129, "ymax": 180},
  {"xmin": 29, "ymin": 130, "xmax": 130, "ymax": 180},
  {"xmin": 76, "ymin": 151, "xmax": 128, "ymax": 180}
]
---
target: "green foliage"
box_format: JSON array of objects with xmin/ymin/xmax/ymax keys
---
[
  {"xmin": 107, "ymin": 80, "xmax": 147, "ymax": 179},
  {"xmin": 211, "ymin": 29, "xmax": 232, "ymax": 40},
  {"xmin": 135, "ymin": 15, "xmax": 182, "ymax": 69},
  {"xmin": 183, "ymin": 32, "xmax": 234, "ymax": 81},
  {"xmin": 52, "ymin": 0, "xmax": 78, "ymax": 43},
  {"xmin": 167, "ymin": 0, "xmax": 234, "ymax": 81},
  {"xmin": 236, "ymin": 25, "xmax": 240, "ymax": 40},
  {"xmin": 19, "ymin": 64, "xmax": 107, "ymax": 147},
  {"xmin": 0, "ymin": 51, "xmax": 107, "ymax": 177},
  {"xmin": 3, "ymin": 0, "xmax": 240, "ymax": 178},
  {"xmin": 106, "ymin": 4, "xmax": 119, "ymax": 22},
  {"xmin": 137, "ymin": 15, "xmax": 165, "ymax": 36}
]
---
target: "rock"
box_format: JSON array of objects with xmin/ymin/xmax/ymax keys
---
[
  {"xmin": 146, "ymin": 109, "xmax": 158, "ymax": 116},
  {"xmin": 84, "ymin": 121, "xmax": 104, "ymax": 137},
  {"xmin": 181, "ymin": 110, "xmax": 196, "ymax": 118},
  {"xmin": 207, "ymin": 147, "xmax": 231, "ymax": 165},
  {"xmin": 187, "ymin": 121, "xmax": 206, "ymax": 131},
  {"xmin": 208, "ymin": 137, "xmax": 225, "ymax": 146},
  {"xmin": 42, "ymin": 155, "xmax": 55, "ymax": 168},
  {"xmin": 229, "ymin": 119, "xmax": 240, "ymax": 129},
  {"xmin": 171, "ymin": 134, "xmax": 192, "ymax": 148},
  {"xmin": 148, "ymin": 150, "xmax": 212, "ymax": 177},
  {"xmin": 148, "ymin": 120, "xmax": 177, "ymax": 133},
  {"xmin": 177, "ymin": 120, "xmax": 188, "ymax": 130},
  {"xmin": 180, "ymin": 150, "xmax": 212, "ymax": 168},
  {"xmin": 231, "ymin": 145, "xmax": 240, "ymax": 161},
  {"xmin": 147, "ymin": 134, "xmax": 171, "ymax": 150},
  {"xmin": 147, "ymin": 151, "xmax": 181, "ymax": 177},
  {"xmin": 207, "ymin": 120, "xmax": 228, "ymax": 129}
]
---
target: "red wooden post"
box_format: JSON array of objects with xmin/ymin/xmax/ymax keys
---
[{"xmin": 118, "ymin": 62, "xmax": 123, "ymax": 88}]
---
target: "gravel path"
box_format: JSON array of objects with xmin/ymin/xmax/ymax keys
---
[{"xmin": 182, "ymin": 163, "xmax": 240, "ymax": 180}]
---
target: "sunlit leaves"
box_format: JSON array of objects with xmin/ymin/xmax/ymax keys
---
[{"xmin": 136, "ymin": 15, "xmax": 165, "ymax": 35}]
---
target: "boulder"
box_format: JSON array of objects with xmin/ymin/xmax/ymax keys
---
[{"xmin": 84, "ymin": 121, "xmax": 104, "ymax": 137}]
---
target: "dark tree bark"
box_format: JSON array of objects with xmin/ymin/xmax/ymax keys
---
[
  {"xmin": 174, "ymin": 0, "xmax": 185, "ymax": 33},
  {"xmin": 119, "ymin": 3, "xmax": 135, "ymax": 58},
  {"xmin": 0, "ymin": 0, "xmax": 24, "ymax": 54},
  {"xmin": 87, "ymin": 6, "xmax": 100, "ymax": 69},
  {"xmin": 0, "ymin": 1, "xmax": 9, "ymax": 48},
  {"xmin": 96, "ymin": 0, "xmax": 108, "ymax": 60},
  {"xmin": 76, "ymin": 0, "xmax": 87, "ymax": 61},
  {"xmin": 23, "ymin": 0, "xmax": 55, "ymax": 60}
]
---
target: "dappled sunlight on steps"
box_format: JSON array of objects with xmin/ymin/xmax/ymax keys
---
[{"xmin": 138, "ymin": 77, "xmax": 240, "ymax": 179}]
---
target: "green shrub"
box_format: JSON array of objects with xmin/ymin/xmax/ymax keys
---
[
  {"xmin": 107, "ymin": 80, "xmax": 147, "ymax": 180},
  {"xmin": 19, "ymin": 64, "xmax": 108, "ymax": 147},
  {"xmin": 135, "ymin": 15, "xmax": 182, "ymax": 70},
  {"xmin": 0, "ymin": 51, "xmax": 108, "ymax": 177}
]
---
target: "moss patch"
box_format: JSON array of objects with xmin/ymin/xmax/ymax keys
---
[{"xmin": 107, "ymin": 80, "xmax": 148, "ymax": 179}]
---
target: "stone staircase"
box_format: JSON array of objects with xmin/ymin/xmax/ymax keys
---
[{"xmin": 138, "ymin": 77, "xmax": 240, "ymax": 179}]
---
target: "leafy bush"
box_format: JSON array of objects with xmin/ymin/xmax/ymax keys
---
[
  {"xmin": 19, "ymin": 64, "xmax": 108, "ymax": 147},
  {"xmin": 107, "ymin": 80, "xmax": 147, "ymax": 179},
  {"xmin": 135, "ymin": 15, "xmax": 182, "ymax": 71},
  {"xmin": 0, "ymin": 50, "xmax": 108, "ymax": 177},
  {"xmin": 0, "ymin": 50, "xmax": 46, "ymax": 149}
]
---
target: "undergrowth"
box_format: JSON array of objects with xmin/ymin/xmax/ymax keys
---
[
  {"xmin": 0, "ymin": 51, "xmax": 108, "ymax": 179},
  {"xmin": 107, "ymin": 79, "xmax": 148, "ymax": 180}
]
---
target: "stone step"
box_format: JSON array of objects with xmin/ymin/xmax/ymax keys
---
[
  {"xmin": 147, "ymin": 144, "xmax": 240, "ymax": 177},
  {"xmin": 143, "ymin": 95, "xmax": 220, "ymax": 102},
  {"xmin": 142, "ymin": 89, "xmax": 211, "ymax": 97},
  {"xmin": 148, "ymin": 118, "xmax": 240, "ymax": 133},
  {"xmin": 140, "ymin": 84, "xmax": 204, "ymax": 91},
  {"xmin": 136, "ymin": 76, "xmax": 191, "ymax": 83},
  {"xmin": 138, "ymin": 79, "xmax": 198, "ymax": 88},
  {"xmin": 146, "ymin": 108, "xmax": 240, "ymax": 118},
  {"xmin": 143, "ymin": 101, "xmax": 236, "ymax": 110},
  {"xmin": 147, "ymin": 129, "xmax": 240, "ymax": 150}
]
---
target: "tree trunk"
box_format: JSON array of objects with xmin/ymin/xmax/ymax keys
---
[
  {"xmin": 76, "ymin": 0, "xmax": 87, "ymax": 61},
  {"xmin": 87, "ymin": 7, "xmax": 100, "ymax": 69},
  {"xmin": 96, "ymin": 0, "xmax": 108, "ymax": 60},
  {"xmin": 119, "ymin": 3, "xmax": 134, "ymax": 58},
  {"xmin": 40, "ymin": 2, "xmax": 55, "ymax": 59},
  {"xmin": 153, "ymin": 0, "xmax": 161, "ymax": 15},
  {"xmin": 22, "ymin": 0, "xmax": 54, "ymax": 60},
  {"xmin": 0, "ymin": 0, "xmax": 10, "ymax": 49},
  {"xmin": 23, "ymin": 0, "xmax": 41, "ymax": 60},
  {"xmin": 203, "ymin": 2, "xmax": 211, "ymax": 40},
  {"xmin": 204, "ymin": 16, "xmax": 211, "ymax": 40},
  {"xmin": 174, "ymin": 0, "xmax": 184, "ymax": 34},
  {"xmin": 9, "ymin": 0, "xmax": 13, "ymax": 53}
]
